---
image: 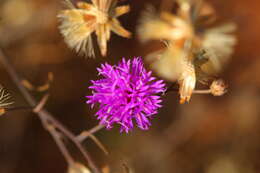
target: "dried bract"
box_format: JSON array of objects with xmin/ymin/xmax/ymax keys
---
[
  {"xmin": 58, "ymin": 0, "xmax": 131, "ymax": 57},
  {"xmin": 178, "ymin": 60, "xmax": 196, "ymax": 103}
]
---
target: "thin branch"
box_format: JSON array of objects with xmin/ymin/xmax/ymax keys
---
[
  {"xmin": 33, "ymin": 94, "xmax": 50, "ymax": 113},
  {"xmin": 89, "ymin": 134, "xmax": 109, "ymax": 155},
  {"xmin": 77, "ymin": 124, "xmax": 105, "ymax": 142},
  {"xmin": 165, "ymin": 85, "xmax": 212, "ymax": 95},
  {"xmin": 42, "ymin": 119, "xmax": 75, "ymax": 166},
  {"xmin": 77, "ymin": 124, "xmax": 108, "ymax": 155},
  {"xmin": 32, "ymin": 94, "xmax": 75, "ymax": 165},
  {"xmin": 0, "ymin": 49, "xmax": 102, "ymax": 173},
  {"xmin": 0, "ymin": 50, "xmax": 35, "ymax": 106},
  {"xmin": 193, "ymin": 89, "xmax": 211, "ymax": 94}
]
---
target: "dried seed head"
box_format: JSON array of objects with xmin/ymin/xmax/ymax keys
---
[
  {"xmin": 57, "ymin": 5, "xmax": 96, "ymax": 57},
  {"xmin": 210, "ymin": 79, "xmax": 227, "ymax": 96},
  {"xmin": 58, "ymin": 0, "xmax": 131, "ymax": 57},
  {"xmin": 137, "ymin": 0, "xmax": 236, "ymax": 104}
]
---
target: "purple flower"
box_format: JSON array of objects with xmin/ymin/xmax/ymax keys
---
[{"xmin": 86, "ymin": 57, "xmax": 166, "ymax": 133}]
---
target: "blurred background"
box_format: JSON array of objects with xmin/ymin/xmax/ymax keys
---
[{"xmin": 0, "ymin": 0, "xmax": 260, "ymax": 172}]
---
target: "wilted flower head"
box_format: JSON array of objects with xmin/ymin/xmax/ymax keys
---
[
  {"xmin": 86, "ymin": 57, "xmax": 166, "ymax": 132},
  {"xmin": 58, "ymin": 0, "xmax": 131, "ymax": 57},
  {"xmin": 137, "ymin": 1, "xmax": 236, "ymax": 103}
]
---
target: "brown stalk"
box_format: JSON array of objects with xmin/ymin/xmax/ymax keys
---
[{"xmin": 0, "ymin": 49, "xmax": 102, "ymax": 173}]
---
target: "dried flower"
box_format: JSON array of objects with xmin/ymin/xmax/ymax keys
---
[
  {"xmin": 58, "ymin": 0, "xmax": 131, "ymax": 57},
  {"xmin": 138, "ymin": 1, "xmax": 236, "ymax": 103},
  {"xmin": 86, "ymin": 57, "xmax": 166, "ymax": 132},
  {"xmin": 210, "ymin": 79, "xmax": 227, "ymax": 96}
]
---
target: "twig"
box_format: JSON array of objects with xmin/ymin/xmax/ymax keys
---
[
  {"xmin": 193, "ymin": 89, "xmax": 211, "ymax": 94},
  {"xmin": 42, "ymin": 118, "xmax": 75, "ymax": 166},
  {"xmin": 85, "ymin": 132, "xmax": 109, "ymax": 155},
  {"xmin": 0, "ymin": 50, "xmax": 35, "ymax": 106},
  {"xmin": 77, "ymin": 124, "xmax": 105, "ymax": 142},
  {"xmin": 77, "ymin": 124, "xmax": 108, "ymax": 155},
  {"xmin": 0, "ymin": 49, "xmax": 102, "ymax": 173},
  {"xmin": 165, "ymin": 85, "xmax": 212, "ymax": 95},
  {"xmin": 33, "ymin": 94, "xmax": 50, "ymax": 113},
  {"xmin": 33, "ymin": 94, "xmax": 74, "ymax": 166}
]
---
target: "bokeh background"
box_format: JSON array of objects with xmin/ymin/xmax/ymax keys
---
[{"xmin": 0, "ymin": 0, "xmax": 260, "ymax": 172}]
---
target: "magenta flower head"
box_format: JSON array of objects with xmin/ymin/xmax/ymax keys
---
[{"xmin": 86, "ymin": 57, "xmax": 166, "ymax": 133}]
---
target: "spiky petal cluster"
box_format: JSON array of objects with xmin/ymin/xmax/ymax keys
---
[{"xmin": 86, "ymin": 58, "xmax": 166, "ymax": 132}]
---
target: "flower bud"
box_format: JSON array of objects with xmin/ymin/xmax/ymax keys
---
[{"xmin": 210, "ymin": 79, "xmax": 227, "ymax": 96}]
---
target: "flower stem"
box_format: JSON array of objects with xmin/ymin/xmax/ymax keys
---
[
  {"xmin": 193, "ymin": 89, "xmax": 211, "ymax": 94},
  {"xmin": 0, "ymin": 49, "xmax": 101, "ymax": 173}
]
